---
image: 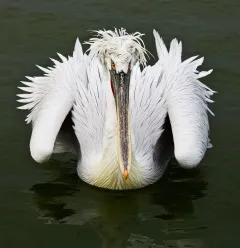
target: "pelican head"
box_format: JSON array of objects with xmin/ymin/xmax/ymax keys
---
[
  {"xmin": 85, "ymin": 28, "xmax": 148, "ymax": 180},
  {"xmin": 85, "ymin": 28, "xmax": 148, "ymax": 72}
]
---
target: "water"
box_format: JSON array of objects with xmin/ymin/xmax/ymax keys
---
[{"xmin": 1, "ymin": 0, "xmax": 240, "ymax": 247}]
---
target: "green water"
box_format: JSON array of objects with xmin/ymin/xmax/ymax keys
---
[{"xmin": 1, "ymin": 0, "xmax": 240, "ymax": 247}]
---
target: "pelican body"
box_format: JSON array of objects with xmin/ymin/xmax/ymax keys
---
[{"xmin": 17, "ymin": 28, "xmax": 215, "ymax": 190}]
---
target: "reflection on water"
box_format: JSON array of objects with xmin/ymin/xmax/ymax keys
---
[{"xmin": 30, "ymin": 158, "xmax": 207, "ymax": 248}]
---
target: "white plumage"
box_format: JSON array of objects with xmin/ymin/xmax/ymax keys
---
[{"xmin": 17, "ymin": 28, "xmax": 215, "ymax": 190}]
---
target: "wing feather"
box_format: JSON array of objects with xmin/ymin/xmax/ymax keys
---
[
  {"xmin": 153, "ymin": 30, "xmax": 216, "ymax": 168},
  {"xmin": 130, "ymin": 62, "xmax": 167, "ymax": 168},
  {"xmin": 72, "ymin": 57, "xmax": 107, "ymax": 166},
  {"xmin": 17, "ymin": 38, "xmax": 85, "ymax": 163}
]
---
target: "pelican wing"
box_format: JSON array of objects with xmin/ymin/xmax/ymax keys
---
[
  {"xmin": 130, "ymin": 62, "xmax": 168, "ymax": 169},
  {"xmin": 17, "ymin": 39, "xmax": 86, "ymax": 163},
  {"xmin": 152, "ymin": 30, "xmax": 215, "ymax": 168},
  {"xmin": 71, "ymin": 57, "xmax": 107, "ymax": 166},
  {"xmin": 131, "ymin": 31, "xmax": 215, "ymax": 170}
]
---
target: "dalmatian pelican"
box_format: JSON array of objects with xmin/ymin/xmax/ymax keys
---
[{"xmin": 17, "ymin": 28, "xmax": 215, "ymax": 190}]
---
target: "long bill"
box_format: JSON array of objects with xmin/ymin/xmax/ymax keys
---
[{"xmin": 110, "ymin": 70, "xmax": 131, "ymax": 180}]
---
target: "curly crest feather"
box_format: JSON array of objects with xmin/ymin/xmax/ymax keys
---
[{"xmin": 84, "ymin": 28, "xmax": 149, "ymax": 72}]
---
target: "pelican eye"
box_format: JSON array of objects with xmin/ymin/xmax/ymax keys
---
[{"xmin": 111, "ymin": 61, "xmax": 116, "ymax": 70}]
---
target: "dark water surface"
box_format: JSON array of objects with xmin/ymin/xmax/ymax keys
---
[{"xmin": 1, "ymin": 0, "xmax": 240, "ymax": 247}]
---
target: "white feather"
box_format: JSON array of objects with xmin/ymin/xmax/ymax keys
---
[
  {"xmin": 17, "ymin": 38, "xmax": 85, "ymax": 163},
  {"xmin": 72, "ymin": 57, "xmax": 107, "ymax": 161},
  {"xmin": 130, "ymin": 61, "xmax": 168, "ymax": 184},
  {"xmin": 152, "ymin": 30, "xmax": 215, "ymax": 168}
]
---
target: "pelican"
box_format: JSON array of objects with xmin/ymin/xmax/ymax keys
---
[{"xmin": 17, "ymin": 28, "xmax": 215, "ymax": 190}]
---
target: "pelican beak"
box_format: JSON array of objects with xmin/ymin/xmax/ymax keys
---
[{"xmin": 110, "ymin": 69, "xmax": 131, "ymax": 180}]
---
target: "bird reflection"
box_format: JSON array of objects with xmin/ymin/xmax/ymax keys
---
[{"xmin": 30, "ymin": 157, "xmax": 208, "ymax": 247}]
